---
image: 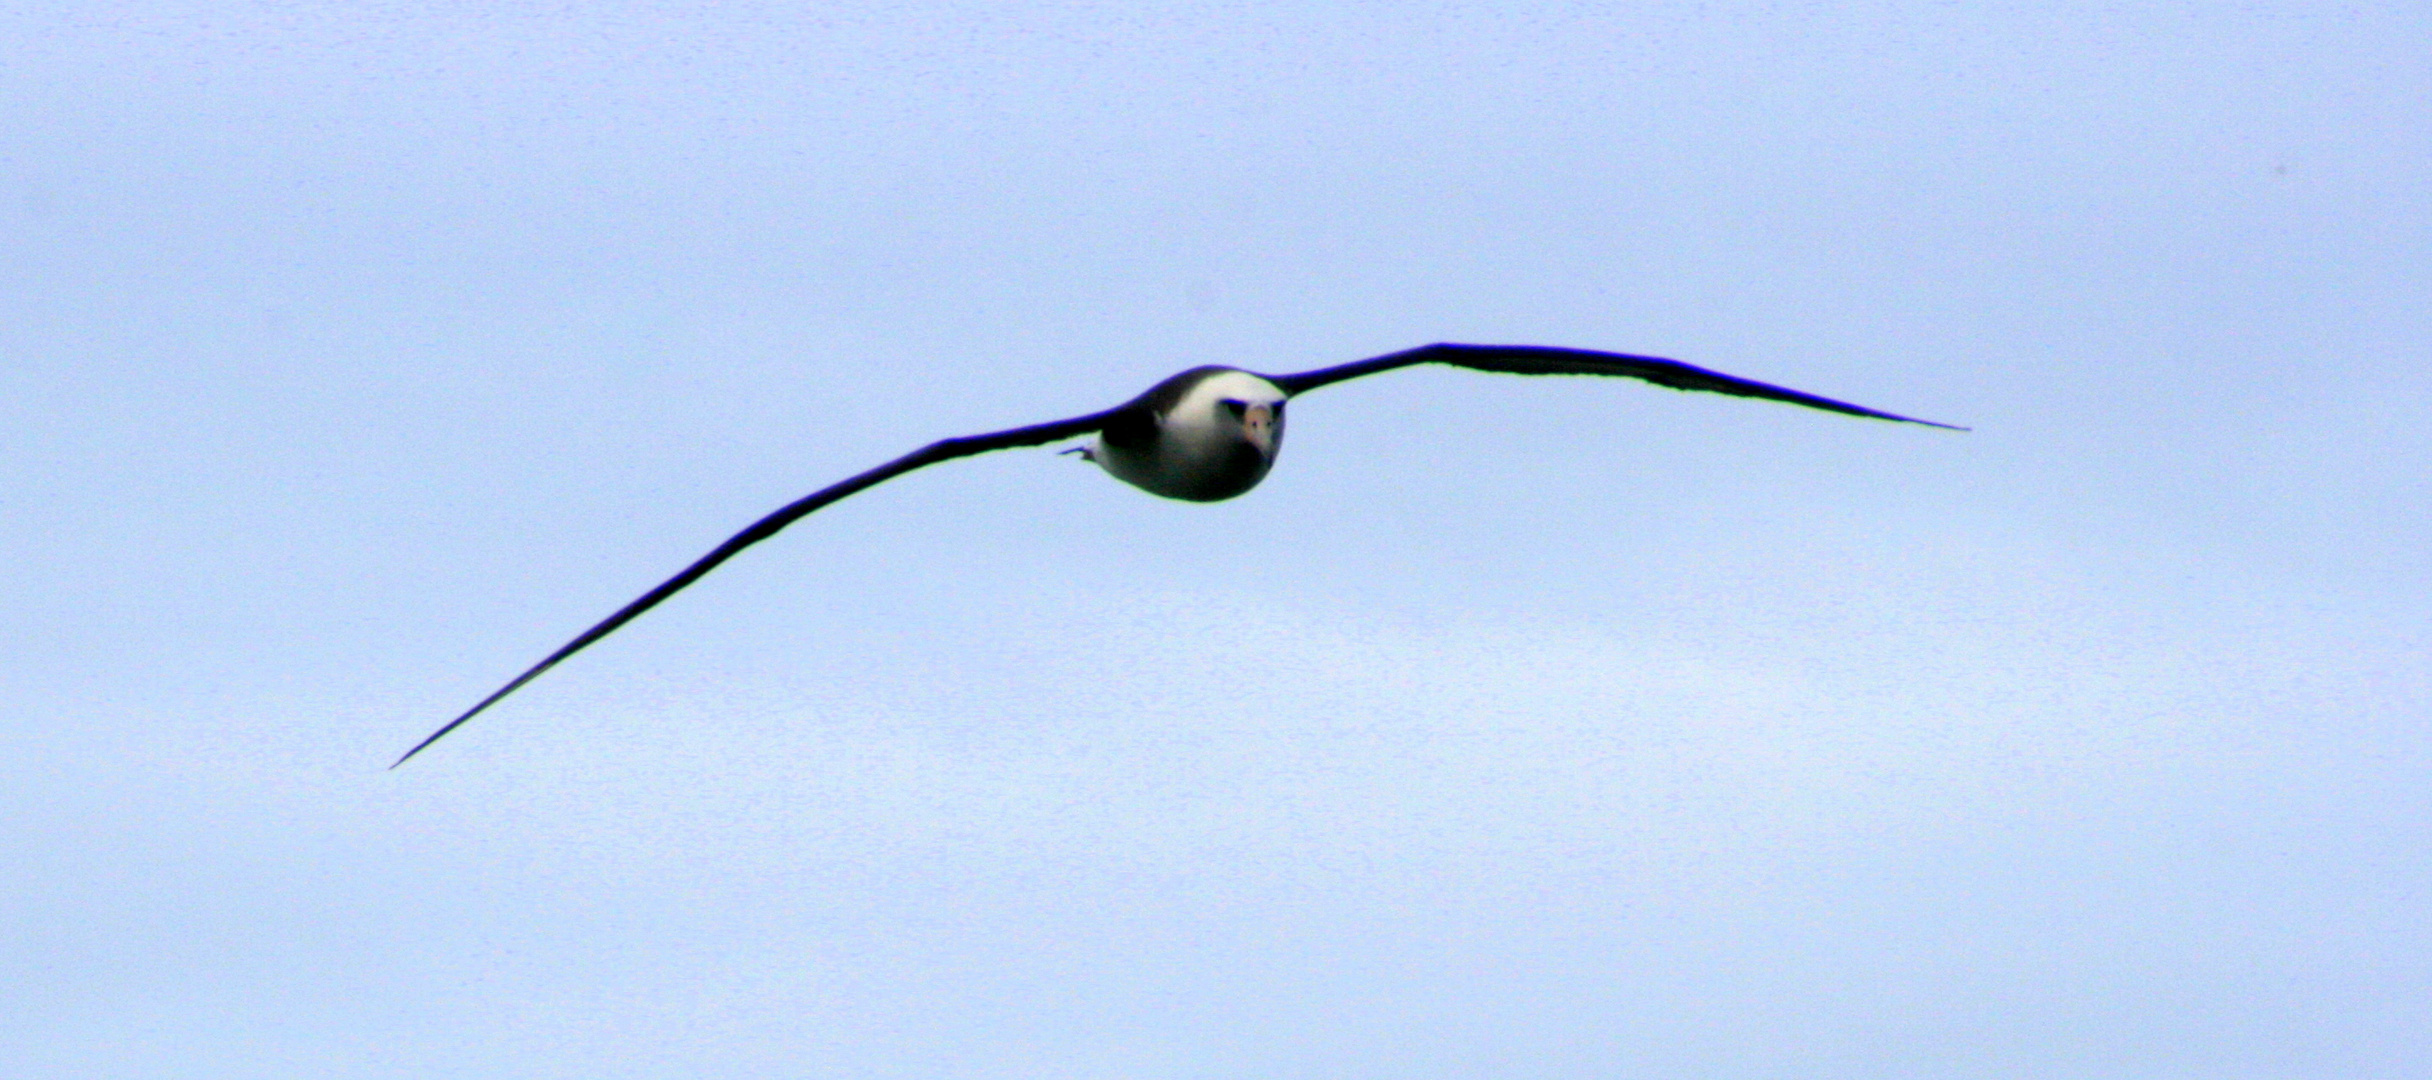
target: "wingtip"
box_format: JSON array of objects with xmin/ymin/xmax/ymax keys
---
[
  {"xmin": 1879, "ymin": 409, "xmax": 1968, "ymax": 432},
  {"xmin": 390, "ymin": 709, "xmax": 480, "ymax": 769}
]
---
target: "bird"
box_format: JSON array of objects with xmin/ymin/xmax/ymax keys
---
[{"xmin": 392, "ymin": 342, "xmax": 1962, "ymax": 766}]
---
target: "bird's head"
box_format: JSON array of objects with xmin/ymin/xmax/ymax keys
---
[
  {"xmin": 1189, "ymin": 370, "xmax": 1288, "ymax": 478},
  {"xmin": 1219, "ymin": 394, "xmax": 1285, "ymax": 459}
]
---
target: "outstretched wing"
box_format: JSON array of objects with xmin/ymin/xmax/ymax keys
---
[
  {"xmin": 392, "ymin": 407, "xmax": 1123, "ymax": 767},
  {"xmin": 1264, "ymin": 343, "xmax": 1965, "ymax": 430}
]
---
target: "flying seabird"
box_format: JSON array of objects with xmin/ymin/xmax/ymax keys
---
[{"xmin": 392, "ymin": 342, "xmax": 1961, "ymax": 766}]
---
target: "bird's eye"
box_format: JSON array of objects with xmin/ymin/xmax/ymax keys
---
[{"xmin": 1220, "ymin": 399, "xmax": 1249, "ymax": 419}]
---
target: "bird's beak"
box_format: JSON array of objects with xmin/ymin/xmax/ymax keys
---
[{"xmin": 1243, "ymin": 402, "xmax": 1277, "ymax": 457}]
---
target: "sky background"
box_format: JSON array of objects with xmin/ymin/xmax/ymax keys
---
[{"xmin": 4, "ymin": 2, "xmax": 2427, "ymax": 1076}]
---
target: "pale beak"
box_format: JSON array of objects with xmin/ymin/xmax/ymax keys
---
[{"xmin": 1242, "ymin": 402, "xmax": 1277, "ymax": 456}]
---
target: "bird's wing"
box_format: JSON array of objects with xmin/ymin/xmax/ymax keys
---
[
  {"xmin": 1263, "ymin": 343, "xmax": 1966, "ymax": 430},
  {"xmin": 392, "ymin": 407, "xmax": 1123, "ymax": 767}
]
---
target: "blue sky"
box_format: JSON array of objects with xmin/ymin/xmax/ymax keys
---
[{"xmin": 5, "ymin": 3, "xmax": 2427, "ymax": 1076}]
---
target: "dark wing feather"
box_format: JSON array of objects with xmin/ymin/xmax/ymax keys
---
[
  {"xmin": 1264, "ymin": 343, "xmax": 1965, "ymax": 430},
  {"xmin": 391, "ymin": 407, "xmax": 1121, "ymax": 767}
]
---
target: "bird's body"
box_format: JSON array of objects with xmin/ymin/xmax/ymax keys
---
[
  {"xmin": 1087, "ymin": 366, "xmax": 1287, "ymax": 501},
  {"xmin": 392, "ymin": 343, "xmax": 1961, "ymax": 766}
]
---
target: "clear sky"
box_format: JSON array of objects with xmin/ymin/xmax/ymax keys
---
[{"xmin": 5, "ymin": 3, "xmax": 2426, "ymax": 1077}]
